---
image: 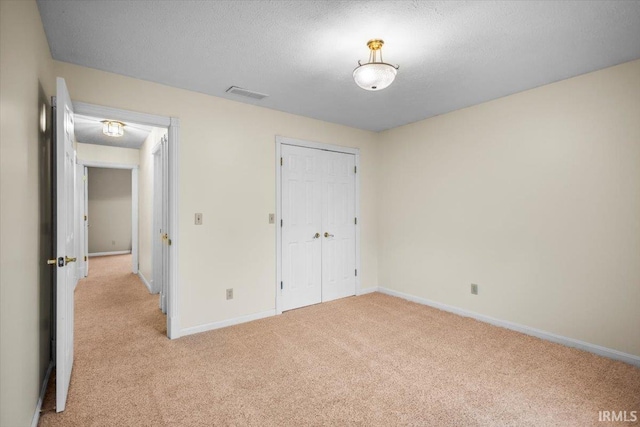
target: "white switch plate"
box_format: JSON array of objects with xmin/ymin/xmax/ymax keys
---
[
  {"xmin": 195, "ymin": 213, "xmax": 203, "ymax": 225},
  {"xmin": 269, "ymin": 213, "xmax": 275, "ymax": 224}
]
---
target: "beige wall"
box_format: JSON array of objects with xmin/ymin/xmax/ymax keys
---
[
  {"xmin": 54, "ymin": 60, "xmax": 381, "ymax": 330},
  {"xmin": 87, "ymin": 168, "xmax": 133, "ymax": 253},
  {"xmin": 378, "ymin": 59, "xmax": 640, "ymax": 356},
  {"xmin": 0, "ymin": 1, "xmax": 54, "ymax": 426},
  {"xmin": 77, "ymin": 142, "xmax": 140, "ymax": 166},
  {"xmin": 2, "ymin": 4, "xmax": 637, "ymax": 426},
  {"xmin": 138, "ymin": 128, "xmax": 166, "ymax": 283}
]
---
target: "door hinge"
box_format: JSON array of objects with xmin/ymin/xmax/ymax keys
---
[
  {"xmin": 84, "ymin": 256, "xmax": 87, "ymax": 261},
  {"xmin": 83, "ymin": 175, "xmax": 87, "ymax": 182},
  {"xmin": 280, "ymin": 281, "xmax": 283, "ymax": 290},
  {"xmin": 84, "ymin": 215, "xmax": 87, "ymax": 221},
  {"xmin": 354, "ymin": 165, "xmax": 357, "ymax": 173},
  {"xmin": 280, "ymin": 157, "xmax": 283, "ymax": 166},
  {"xmin": 354, "ymin": 217, "xmax": 357, "ymax": 225},
  {"xmin": 280, "ymin": 219, "xmax": 283, "ymax": 227},
  {"xmin": 355, "ymin": 269, "xmax": 358, "ymax": 277}
]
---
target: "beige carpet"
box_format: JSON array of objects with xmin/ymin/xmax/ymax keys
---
[{"xmin": 39, "ymin": 255, "xmax": 640, "ymax": 426}]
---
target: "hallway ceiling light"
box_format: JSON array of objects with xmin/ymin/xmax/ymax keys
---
[
  {"xmin": 101, "ymin": 120, "xmax": 125, "ymax": 137},
  {"xmin": 353, "ymin": 39, "xmax": 399, "ymax": 91}
]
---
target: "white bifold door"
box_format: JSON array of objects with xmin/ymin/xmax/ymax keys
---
[{"xmin": 281, "ymin": 145, "xmax": 356, "ymax": 311}]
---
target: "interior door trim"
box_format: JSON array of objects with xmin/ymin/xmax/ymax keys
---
[
  {"xmin": 275, "ymin": 136, "xmax": 361, "ymax": 315},
  {"xmin": 78, "ymin": 162, "xmax": 139, "ymax": 276}
]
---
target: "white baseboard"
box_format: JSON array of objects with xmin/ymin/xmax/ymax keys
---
[
  {"xmin": 88, "ymin": 250, "xmax": 131, "ymax": 257},
  {"xmin": 31, "ymin": 360, "xmax": 53, "ymax": 427},
  {"xmin": 137, "ymin": 272, "xmax": 153, "ymax": 293},
  {"xmin": 356, "ymin": 286, "xmax": 379, "ymax": 296},
  {"xmin": 377, "ymin": 287, "xmax": 640, "ymax": 367},
  {"xmin": 180, "ymin": 309, "xmax": 276, "ymax": 337}
]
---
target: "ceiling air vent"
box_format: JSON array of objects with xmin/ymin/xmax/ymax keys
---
[{"xmin": 225, "ymin": 86, "xmax": 269, "ymax": 100}]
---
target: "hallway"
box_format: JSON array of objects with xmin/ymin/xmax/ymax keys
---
[{"xmin": 40, "ymin": 255, "xmax": 166, "ymax": 426}]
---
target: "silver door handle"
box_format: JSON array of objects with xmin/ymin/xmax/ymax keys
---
[{"xmin": 324, "ymin": 232, "xmax": 334, "ymax": 238}]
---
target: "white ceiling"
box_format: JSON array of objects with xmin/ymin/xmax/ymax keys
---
[
  {"xmin": 75, "ymin": 114, "xmax": 153, "ymax": 149},
  {"xmin": 38, "ymin": 1, "xmax": 640, "ymax": 132}
]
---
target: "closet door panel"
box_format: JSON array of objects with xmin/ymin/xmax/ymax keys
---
[
  {"xmin": 322, "ymin": 151, "xmax": 356, "ymax": 302},
  {"xmin": 281, "ymin": 145, "xmax": 323, "ymax": 310}
]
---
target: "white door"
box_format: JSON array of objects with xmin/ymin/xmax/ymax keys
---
[
  {"xmin": 280, "ymin": 145, "xmax": 356, "ymax": 311},
  {"xmin": 281, "ymin": 145, "xmax": 323, "ymax": 311},
  {"xmin": 55, "ymin": 77, "xmax": 77, "ymax": 412},
  {"xmin": 152, "ymin": 147, "xmax": 161, "ymax": 295},
  {"xmin": 152, "ymin": 135, "xmax": 169, "ymax": 312},
  {"xmin": 75, "ymin": 164, "xmax": 87, "ymax": 280},
  {"xmin": 84, "ymin": 166, "xmax": 89, "ymax": 277},
  {"xmin": 161, "ymin": 135, "xmax": 169, "ymax": 313},
  {"xmin": 152, "ymin": 142, "xmax": 164, "ymax": 300},
  {"xmin": 322, "ymin": 151, "xmax": 356, "ymax": 302}
]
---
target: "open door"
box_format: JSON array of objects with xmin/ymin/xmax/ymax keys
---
[
  {"xmin": 153, "ymin": 135, "xmax": 169, "ymax": 313},
  {"xmin": 84, "ymin": 166, "xmax": 89, "ymax": 277},
  {"xmin": 53, "ymin": 77, "xmax": 77, "ymax": 412},
  {"xmin": 75, "ymin": 164, "xmax": 87, "ymax": 281}
]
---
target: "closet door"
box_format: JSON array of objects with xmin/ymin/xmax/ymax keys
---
[
  {"xmin": 321, "ymin": 151, "xmax": 356, "ymax": 302},
  {"xmin": 281, "ymin": 145, "xmax": 323, "ymax": 310}
]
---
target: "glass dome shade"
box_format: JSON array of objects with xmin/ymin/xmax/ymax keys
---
[
  {"xmin": 353, "ymin": 63, "xmax": 397, "ymax": 91},
  {"xmin": 101, "ymin": 120, "xmax": 125, "ymax": 137}
]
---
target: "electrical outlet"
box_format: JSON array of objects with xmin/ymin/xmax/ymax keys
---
[
  {"xmin": 195, "ymin": 213, "xmax": 203, "ymax": 225},
  {"xmin": 226, "ymin": 288, "xmax": 233, "ymax": 300},
  {"xmin": 269, "ymin": 213, "xmax": 275, "ymax": 224},
  {"xmin": 471, "ymin": 283, "xmax": 479, "ymax": 295}
]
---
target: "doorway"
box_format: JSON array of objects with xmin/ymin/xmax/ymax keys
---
[
  {"xmin": 275, "ymin": 136, "xmax": 361, "ymax": 313},
  {"xmin": 72, "ymin": 101, "xmax": 180, "ymax": 338},
  {"xmin": 51, "ymin": 78, "xmax": 181, "ymax": 414}
]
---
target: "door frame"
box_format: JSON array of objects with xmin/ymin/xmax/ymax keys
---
[
  {"xmin": 73, "ymin": 101, "xmax": 181, "ymax": 339},
  {"xmin": 79, "ymin": 162, "xmax": 139, "ymax": 273},
  {"xmin": 275, "ymin": 136, "xmax": 361, "ymax": 315}
]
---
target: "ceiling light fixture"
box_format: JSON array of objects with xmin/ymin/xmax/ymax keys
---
[
  {"xmin": 101, "ymin": 120, "xmax": 125, "ymax": 137},
  {"xmin": 353, "ymin": 39, "xmax": 399, "ymax": 91}
]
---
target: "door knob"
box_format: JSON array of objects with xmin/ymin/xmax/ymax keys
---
[
  {"xmin": 313, "ymin": 233, "xmax": 320, "ymax": 239},
  {"xmin": 65, "ymin": 256, "xmax": 77, "ymax": 264},
  {"xmin": 324, "ymin": 232, "xmax": 334, "ymax": 238}
]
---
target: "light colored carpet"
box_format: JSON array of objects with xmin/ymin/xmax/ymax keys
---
[{"xmin": 39, "ymin": 254, "xmax": 640, "ymax": 426}]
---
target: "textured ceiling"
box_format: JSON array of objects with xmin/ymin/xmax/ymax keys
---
[
  {"xmin": 75, "ymin": 114, "xmax": 153, "ymax": 149},
  {"xmin": 38, "ymin": 1, "xmax": 640, "ymax": 132}
]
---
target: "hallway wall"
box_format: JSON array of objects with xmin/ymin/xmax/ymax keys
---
[
  {"xmin": 77, "ymin": 142, "xmax": 140, "ymax": 166},
  {"xmin": 138, "ymin": 128, "xmax": 166, "ymax": 287},
  {"xmin": 88, "ymin": 168, "xmax": 133, "ymax": 253},
  {"xmin": 54, "ymin": 60, "xmax": 381, "ymax": 333},
  {"xmin": 0, "ymin": 1, "xmax": 55, "ymax": 426}
]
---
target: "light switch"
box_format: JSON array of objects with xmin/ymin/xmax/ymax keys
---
[
  {"xmin": 269, "ymin": 213, "xmax": 275, "ymax": 224},
  {"xmin": 195, "ymin": 213, "xmax": 203, "ymax": 225}
]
